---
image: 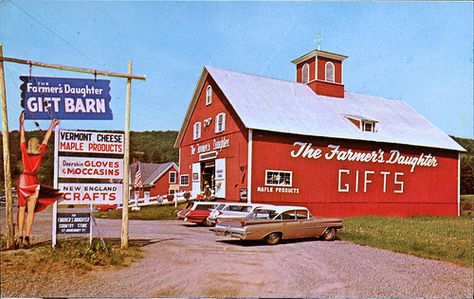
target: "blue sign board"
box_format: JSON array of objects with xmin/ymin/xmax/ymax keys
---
[{"xmin": 20, "ymin": 76, "xmax": 113, "ymax": 120}]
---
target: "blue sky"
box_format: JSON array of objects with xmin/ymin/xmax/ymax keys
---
[{"xmin": 1, "ymin": 1, "xmax": 473, "ymax": 138}]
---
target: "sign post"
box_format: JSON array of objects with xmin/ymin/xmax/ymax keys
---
[
  {"xmin": 121, "ymin": 61, "xmax": 132, "ymax": 249},
  {"xmin": 0, "ymin": 48, "xmax": 145, "ymax": 249},
  {"xmin": 53, "ymin": 129, "xmax": 124, "ymax": 246},
  {"xmin": 52, "ymin": 126, "xmax": 59, "ymax": 247},
  {"xmin": 0, "ymin": 44, "xmax": 15, "ymax": 249}
]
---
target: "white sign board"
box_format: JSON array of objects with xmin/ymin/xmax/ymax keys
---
[
  {"xmin": 58, "ymin": 130, "xmax": 124, "ymax": 154},
  {"xmin": 59, "ymin": 156, "xmax": 123, "ymax": 179},
  {"xmin": 58, "ymin": 183, "xmax": 123, "ymax": 205}
]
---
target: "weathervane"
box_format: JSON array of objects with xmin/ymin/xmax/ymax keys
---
[{"xmin": 315, "ymin": 30, "xmax": 323, "ymax": 51}]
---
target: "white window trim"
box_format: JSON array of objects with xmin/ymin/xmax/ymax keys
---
[
  {"xmin": 302, "ymin": 63, "xmax": 310, "ymax": 83},
  {"xmin": 325, "ymin": 61, "xmax": 335, "ymax": 83},
  {"xmin": 362, "ymin": 120, "xmax": 376, "ymax": 132},
  {"xmin": 215, "ymin": 112, "xmax": 226, "ymax": 133},
  {"xmin": 193, "ymin": 122, "xmax": 201, "ymax": 140},
  {"xmin": 206, "ymin": 85, "xmax": 212, "ymax": 106},
  {"xmin": 314, "ymin": 55, "xmax": 318, "ymax": 81},
  {"xmin": 265, "ymin": 170, "xmax": 293, "ymax": 187},
  {"xmin": 169, "ymin": 171, "xmax": 177, "ymax": 183},
  {"xmin": 180, "ymin": 174, "xmax": 190, "ymax": 186}
]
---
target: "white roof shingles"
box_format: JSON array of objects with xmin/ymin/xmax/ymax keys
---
[
  {"xmin": 131, "ymin": 162, "xmax": 177, "ymax": 186},
  {"xmin": 206, "ymin": 66, "xmax": 464, "ymax": 152}
]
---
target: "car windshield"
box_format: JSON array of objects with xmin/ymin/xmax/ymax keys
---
[
  {"xmin": 215, "ymin": 204, "xmax": 227, "ymax": 211},
  {"xmin": 195, "ymin": 204, "xmax": 216, "ymax": 210}
]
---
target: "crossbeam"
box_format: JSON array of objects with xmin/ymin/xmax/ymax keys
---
[{"xmin": 0, "ymin": 56, "xmax": 146, "ymax": 80}]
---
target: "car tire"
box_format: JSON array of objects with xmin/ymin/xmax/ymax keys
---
[
  {"xmin": 322, "ymin": 227, "xmax": 336, "ymax": 241},
  {"xmin": 202, "ymin": 219, "xmax": 212, "ymax": 227},
  {"xmin": 265, "ymin": 232, "xmax": 282, "ymax": 245}
]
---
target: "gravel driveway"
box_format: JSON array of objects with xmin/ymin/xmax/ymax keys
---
[{"xmin": 2, "ymin": 207, "xmax": 473, "ymax": 298}]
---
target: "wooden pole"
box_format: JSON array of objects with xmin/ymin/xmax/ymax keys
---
[
  {"xmin": 0, "ymin": 56, "xmax": 146, "ymax": 80},
  {"xmin": 1, "ymin": 51, "xmax": 145, "ymax": 248},
  {"xmin": 0, "ymin": 43, "xmax": 15, "ymax": 249},
  {"xmin": 52, "ymin": 126, "xmax": 59, "ymax": 247},
  {"xmin": 121, "ymin": 61, "xmax": 132, "ymax": 249}
]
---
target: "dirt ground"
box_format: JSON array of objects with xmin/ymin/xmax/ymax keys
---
[{"xmin": 1, "ymin": 207, "xmax": 473, "ymax": 298}]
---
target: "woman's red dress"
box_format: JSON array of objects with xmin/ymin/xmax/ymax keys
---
[{"xmin": 17, "ymin": 142, "xmax": 62, "ymax": 213}]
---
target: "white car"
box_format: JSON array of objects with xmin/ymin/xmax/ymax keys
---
[{"xmin": 207, "ymin": 202, "xmax": 275, "ymax": 225}]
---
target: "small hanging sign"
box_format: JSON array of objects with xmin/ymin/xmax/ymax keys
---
[
  {"xmin": 57, "ymin": 212, "xmax": 91, "ymax": 234},
  {"xmin": 20, "ymin": 76, "xmax": 113, "ymax": 120}
]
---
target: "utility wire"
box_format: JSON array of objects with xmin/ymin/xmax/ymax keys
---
[{"xmin": 8, "ymin": 0, "xmax": 101, "ymax": 67}]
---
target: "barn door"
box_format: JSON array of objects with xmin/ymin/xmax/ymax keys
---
[
  {"xmin": 215, "ymin": 158, "xmax": 226, "ymax": 198},
  {"xmin": 192, "ymin": 162, "xmax": 201, "ymax": 198}
]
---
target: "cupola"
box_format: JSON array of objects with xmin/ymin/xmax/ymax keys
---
[{"xmin": 291, "ymin": 49, "xmax": 348, "ymax": 98}]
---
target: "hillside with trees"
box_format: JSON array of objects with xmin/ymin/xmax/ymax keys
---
[
  {"xmin": 0, "ymin": 130, "xmax": 179, "ymax": 187},
  {"xmin": 452, "ymin": 136, "xmax": 474, "ymax": 195},
  {"xmin": 1, "ymin": 131, "xmax": 473, "ymax": 195}
]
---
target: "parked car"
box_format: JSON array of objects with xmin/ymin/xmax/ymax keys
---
[
  {"xmin": 212, "ymin": 205, "xmax": 343, "ymax": 245},
  {"xmin": 181, "ymin": 201, "xmax": 220, "ymax": 225},
  {"xmin": 96, "ymin": 204, "xmax": 117, "ymax": 211},
  {"xmin": 177, "ymin": 201, "xmax": 195, "ymax": 220},
  {"xmin": 207, "ymin": 202, "xmax": 275, "ymax": 226}
]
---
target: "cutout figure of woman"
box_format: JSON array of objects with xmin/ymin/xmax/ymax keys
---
[{"xmin": 16, "ymin": 111, "xmax": 62, "ymax": 249}]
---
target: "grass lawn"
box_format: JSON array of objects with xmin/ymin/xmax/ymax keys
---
[
  {"xmin": 340, "ymin": 215, "xmax": 473, "ymax": 267},
  {"xmin": 94, "ymin": 203, "xmax": 186, "ymax": 220},
  {"xmin": 1, "ymin": 237, "xmax": 143, "ymax": 296}
]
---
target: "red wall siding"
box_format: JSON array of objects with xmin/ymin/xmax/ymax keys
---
[
  {"xmin": 139, "ymin": 166, "xmax": 178, "ymax": 197},
  {"xmin": 179, "ymin": 75, "xmax": 249, "ymax": 201},
  {"xmin": 149, "ymin": 166, "xmax": 178, "ymax": 196},
  {"xmin": 296, "ymin": 57, "xmax": 316, "ymax": 82},
  {"xmin": 317, "ymin": 56, "xmax": 342, "ymax": 83},
  {"xmin": 251, "ymin": 130, "xmax": 458, "ymax": 217},
  {"xmin": 348, "ymin": 118, "xmax": 361, "ymax": 128},
  {"xmin": 307, "ymin": 80, "xmax": 344, "ymax": 98}
]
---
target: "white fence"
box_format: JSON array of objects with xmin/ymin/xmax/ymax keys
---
[{"xmin": 117, "ymin": 191, "xmax": 189, "ymax": 209}]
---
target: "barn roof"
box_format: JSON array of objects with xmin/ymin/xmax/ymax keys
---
[
  {"xmin": 198, "ymin": 66, "xmax": 464, "ymax": 152},
  {"xmin": 131, "ymin": 162, "xmax": 178, "ymax": 186}
]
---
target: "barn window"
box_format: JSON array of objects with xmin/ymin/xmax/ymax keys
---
[
  {"xmin": 206, "ymin": 85, "xmax": 212, "ymax": 105},
  {"xmin": 180, "ymin": 175, "xmax": 189, "ymax": 186},
  {"xmin": 325, "ymin": 61, "xmax": 335, "ymax": 83},
  {"xmin": 302, "ymin": 63, "xmax": 310, "ymax": 83},
  {"xmin": 193, "ymin": 122, "xmax": 201, "ymax": 140},
  {"xmin": 169, "ymin": 171, "xmax": 177, "ymax": 183},
  {"xmin": 362, "ymin": 120, "xmax": 376, "ymax": 132},
  {"xmin": 265, "ymin": 170, "xmax": 292, "ymax": 187},
  {"xmin": 215, "ymin": 113, "xmax": 226, "ymax": 133},
  {"xmin": 144, "ymin": 191, "xmax": 150, "ymax": 198},
  {"xmin": 345, "ymin": 115, "xmax": 378, "ymax": 133}
]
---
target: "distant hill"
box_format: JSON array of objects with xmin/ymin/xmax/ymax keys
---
[
  {"xmin": 1, "ymin": 131, "xmax": 473, "ymax": 194},
  {"xmin": 451, "ymin": 136, "xmax": 474, "ymax": 195},
  {"xmin": 0, "ymin": 130, "xmax": 179, "ymax": 187}
]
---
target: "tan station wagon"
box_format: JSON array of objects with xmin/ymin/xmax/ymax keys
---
[{"xmin": 212, "ymin": 205, "xmax": 343, "ymax": 245}]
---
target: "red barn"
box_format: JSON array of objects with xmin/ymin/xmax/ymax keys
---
[
  {"xmin": 130, "ymin": 162, "xmax": 179, "ymax": 199},
  {"xmin": 174, "ymin": 49, "xmax": 465, "ymax": 217}
]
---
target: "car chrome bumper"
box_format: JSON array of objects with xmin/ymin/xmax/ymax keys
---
[{"xmin": 212, "ymin": 225, "xmax": 250, "ymax": 239}]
